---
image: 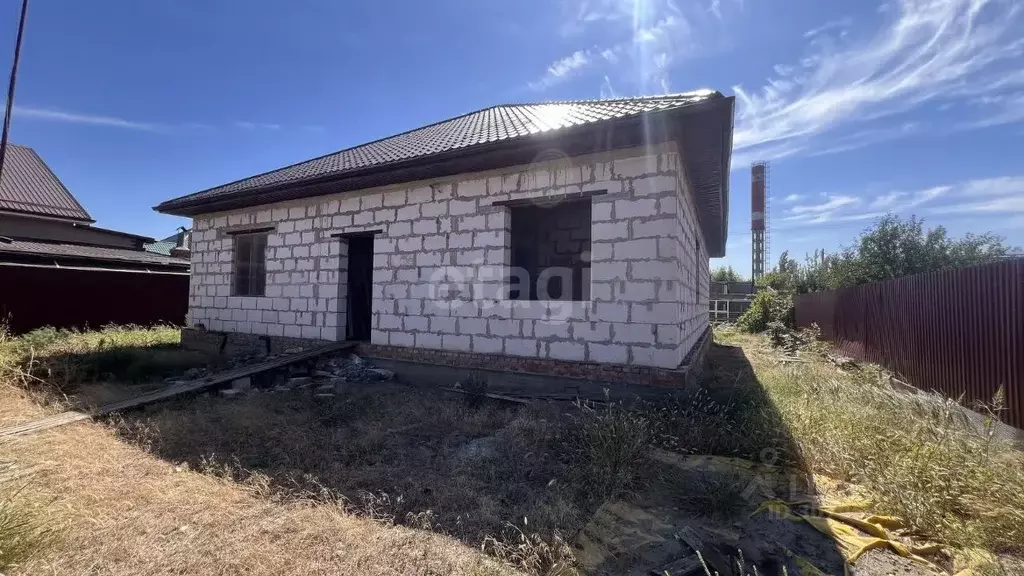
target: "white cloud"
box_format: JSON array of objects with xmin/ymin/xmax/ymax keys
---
[
  {"xmin": 15, "ymin": 106, "xmax": 161, "ymax": 131},
  {"xmin": 708, "ymin": 0, "xmax": 722, "ymax": 21},
  {"xmin": 804, "ymin": 17, "xmax": 853, "ymax": 39},
  {"xmin": 931, "ymin": 195, "xmax": 1024, "ymax": 214},
  {"xmin": 600, "ymin": 47, "xmax": 620, "ymax": 63},
  {"xmin": 783, "ymin": 193, "xmax": 802, "ymax": 203},
  {"xmin": 779, "ymin": 177, "xmax": 1022, "ymax": 228},
  {"xmin": 790, "ymin": 195, "xmax": 860, "ymax": 215},
  {"xmin": 235, "ymin": 121, "xmax": 282, "ymax": 130},
  {"xmin": 733, "ymin": 0, "xmax": 1024, "ymax": 160},
  {"xmin": 968, "ymin": 92, "xmax": 1024, "ymax": 127},
  {"xmin": 600, "ymin": 75, "xmax": 619, "ymax": 99},
  {"xmin": 538, "ymin": 0, "xmax": 716, "ymax": 94},
  {"xmin": 869, "ymin": 191, "xmax": 906, "ymax": 208},
  {"xmin": 529, "ymin": 50, "xmax": 591, "ymax": 90},
  {"xmin": 960, "ymin": 175, "xmax": 1024, "ymax": 196}
]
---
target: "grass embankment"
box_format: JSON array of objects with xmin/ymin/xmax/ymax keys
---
[{"xmin": 712, "ymin": 326, "xmax": 1024, "ymax": 563}]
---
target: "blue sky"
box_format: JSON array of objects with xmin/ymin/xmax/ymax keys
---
[{"xmin": 2, "ymin": 0, "xmax": 1022, "ymax": 274}]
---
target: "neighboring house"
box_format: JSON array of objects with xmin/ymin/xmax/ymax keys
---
[
  {"xmin": 156, "ymin": 92, "xmax": 734, "ymax": 386},
  {"xmin": 709, "ymin": 281, "xmax": 755, "ymax": 322},
  {"xmin": 145, "ymin": 227, "xmax": 191, "ymax": 258},
  {"xmin": 0, "ymin": 144, "xmax": 190, "ymax": 333}
]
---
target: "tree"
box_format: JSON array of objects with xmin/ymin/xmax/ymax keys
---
[
  {"xmin": 711, "ymin": 266, "xmax": 743, "ymax": 283},
  {"xmin": 823, "ymin": 215, "xmax": 1016, "ymax": 289}
]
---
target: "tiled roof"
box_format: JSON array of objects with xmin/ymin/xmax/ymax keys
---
[
  {"xmin": 0, "ymin": 144, "xmax": 93, "ymax": 222},
  {"xmin": 158, "ymin": 92, "xmax": 719, "ymax": 210},
  {"xmin": 0, "ymin": 238, "xmax": 189, "ymax": 267},
  {"xmin": 143, "ymin": 240, "xmax": 176, "ymax": 256}
]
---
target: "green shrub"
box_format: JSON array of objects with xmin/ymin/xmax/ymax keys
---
[
  {"xmin": 565, "ymin": 400, "xmax": 651, "ymax": 503},
  {"xmin": 735, "ymin": 288, "xmax": 793, "ymax": 333}
]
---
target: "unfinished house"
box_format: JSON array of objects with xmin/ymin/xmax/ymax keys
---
[{"xmin": 156, "ymin": 92, "xmax": 734, "ymax": 388}]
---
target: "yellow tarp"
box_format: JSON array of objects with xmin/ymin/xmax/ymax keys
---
[{"xmin": 752, "ymin": 499, "xmax": 945, "ymax": 575}]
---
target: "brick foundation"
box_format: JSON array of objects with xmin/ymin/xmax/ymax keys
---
[
  {"xmin": 181, "ymin": 325, "xmax": 711, "ymax": 391},
  {"xmin": 359, "ymin": 325, "xmax": 711, "ymax": 389}
]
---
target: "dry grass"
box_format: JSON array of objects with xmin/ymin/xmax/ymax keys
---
[
  {"xmin": 0, "ymin": 325, "xmax": 208, "ymax": 414},
  {"xmin": 714, "ymin": 325, "xmax": 1024, "ymax": 555},
  {"xmin": 0, "ymin": 383, "xmax": 518, "ymax": 576},
  {"xmin": 109, "ymin": 387, "xmax": 657, "ymax": 574},
  {"xmin": 0, "ymin": 481, "xmax": 55, "ymax": 572},
  {"xmin": 0, "ymin": 325, "xmax": 662, "ymax": 575},
  {"xmin": 2, "ymin": 323, "xmax": 1021, "ymax": 574}
]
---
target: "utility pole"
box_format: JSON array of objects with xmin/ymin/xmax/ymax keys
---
[{"xmin": 0, "ymin": 0, "xmax": 30, "ymax": 180}]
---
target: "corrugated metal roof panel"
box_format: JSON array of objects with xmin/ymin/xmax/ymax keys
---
[
  {"xmin": 0, "ymin": 145, "xmax": 93, "ymax": 222},
  {"xmin": 0, "ymin": 239, "xmax": 189, "ymax": 267},
  {"xmin": 157, "ymin": 92, "xmax": 718, "ymax": 210}
]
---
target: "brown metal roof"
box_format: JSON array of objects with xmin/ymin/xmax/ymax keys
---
[
  {"xmin": 0, "ymin": 144, "xmax": 93, "ymax": 222},
  {"xmin": 155, "ymin": 92, "xmax": 734, "ymax": 256},
  {"xmin": 0, "ymin": 238, "xmax": 189, "ymax": 268}
]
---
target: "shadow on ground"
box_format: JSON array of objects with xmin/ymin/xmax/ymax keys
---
[
  {"xmin": 101, "ymin": 341, "xmax": 848, "ymax": 576},
  {"xmin": 10, "ymin": 344, "xmax": 211, "ymax": 413},
  {"xmin": 576, "ymin": 341, "xmax": 847, "ymax": 575}
]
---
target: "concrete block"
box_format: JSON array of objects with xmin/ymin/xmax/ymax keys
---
[
  {"xmin": 505, "ymin": 338, "xmax": 540, "ymax": 358},
  {"xmin": 593, "ymin": 221, "xmax": 629, "ymax": 241},
  {"xmin": 442, "ymin": 334, "xmax": 472, "ymax": 351},
  {"xmin": 488, "ymin": 319, "xmax": 521, "ymax": 337},
  {"xmin": 613, "ymin": 239, "xmax": 658, "ymax": 260},
  {"xmin": 572, "ymin": 321, "xmax": 611, "ymax": 342},
  {"xmin": 631, "ymin": 302, "xmax": 679, "ymax": 324},
  {"xmin": 459, "ymin": 317, "xmax": 488, "ymax": 335},
  {"xmin": 472, "ymin": 336, "xmax": 504, "ymax": 354},
  {"xmin": 413, "ymin": 219, "xmax": 438, "ymax": 235},
  {"xmin": 416, "ymin": 332, "xmax": 442, "ymax": 348},
  {"xmin": 548, "ymin": 341, "xmax": 586, "ymax": 362},
  {"xmin": 614, "ymin": 198, "xmax": 657, "ymax": 218},
  {"xmin": 397, "ymin": 205, "xmax": 420, "ymax": 220},
  {"xmin": 450, "ymin": 200, "xmax": 476, "ymax": 215},
  {"xmin": 630, "ymin": 260, "xmax": 678, "ymax": 281},
  {"xmin": 390, "ymin": 331, "xmax": 415, "ymax": 346},
  {"xmin": 588, "ymin": 343, "xmax": 628, "ymax": 364},
  {"xmin": 533, "ymin": 320, "xmax": 570, "ymax": 339},
  {"xmin": 630, "ymin": 345, "xmax": 681, "ymax": 369},
  {"xmin": 612, "ymin": 323, "xmax": 655, "ymax": 344}
]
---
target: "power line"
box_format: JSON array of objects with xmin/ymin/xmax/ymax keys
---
[{"xmin": 0, "ymin": 0, "xmax": 30, "ymax": 181}]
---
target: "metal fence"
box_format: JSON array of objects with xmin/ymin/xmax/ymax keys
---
[
  {"xmin": 0, "ymin": 266, "xmax": 189, "ymax": 334},
  {"xmin": 795, "ymin": 258, "xmax": 1024, "ymax": 429}
]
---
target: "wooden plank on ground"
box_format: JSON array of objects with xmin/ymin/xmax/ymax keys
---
[{"xmin": 0, "ymin": 341, "xmax": 356, "ymax": 439}]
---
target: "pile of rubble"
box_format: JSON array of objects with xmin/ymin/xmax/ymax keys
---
[{"xmin": 176, "ymin": 352, "xmax": 396, "ymax": 400}]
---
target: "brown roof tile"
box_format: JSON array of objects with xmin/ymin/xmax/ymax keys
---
[
  {"xmin": 157, "ymin": 92, "xmax": 719, "ymax": 211},
  {"xmin": 0, "ymin": 238, "xmax": 188, "ymax": 267},
  {"xmin": 0, "ymin": 144, "xmax": 93, "ymax": 222}
]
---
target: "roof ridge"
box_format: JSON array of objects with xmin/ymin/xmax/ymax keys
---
[{"xmin": 503, "ymin": 90, "xmax": 718, "ymax": 107}]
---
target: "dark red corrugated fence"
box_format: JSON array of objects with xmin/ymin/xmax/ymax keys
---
[
  {"xmin": 795, "ymin": 258, "xmax": 1024, "ymax": 429},
  {"xmin": 0, "ymin": 266, "xmax": 189, "ymax": 334}
]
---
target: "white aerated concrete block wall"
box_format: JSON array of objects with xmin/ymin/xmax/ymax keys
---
[{"xmin": 187, "ymin": 143, "xmax": 711, "ymax": 369}]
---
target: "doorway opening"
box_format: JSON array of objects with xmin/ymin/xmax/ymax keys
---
[{"xmin": 345, "ymin": 234, "xmax": 374, "ymax": 341}]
